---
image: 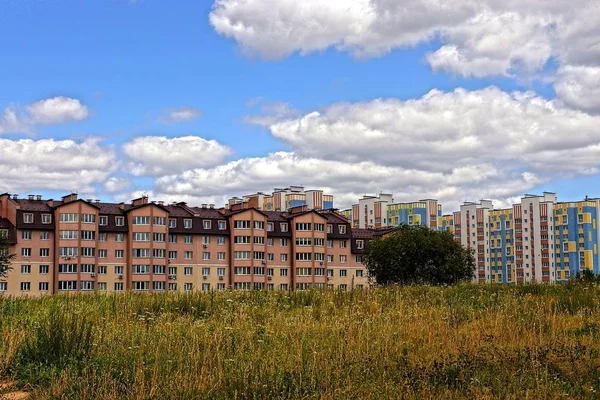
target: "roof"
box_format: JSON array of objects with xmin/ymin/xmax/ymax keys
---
[
  {"xmin": 14, "ymin": 199, "xmax": 56, "ymax": 212},
  {"xmin": 189, "ymin": 207, "xmax": 227, "ymax": 219},
  {"xmin": 0, "ymin": 218, "xmax": 17, "ymax": 244},
  {"xmin": 97, "ymin": 203, "xmax": 130, "ymax": 215}
]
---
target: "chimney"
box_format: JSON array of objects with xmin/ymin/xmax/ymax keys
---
[
  {"xmin": 36, "ymin": 195, "xmax": 42, "ymax": 201},
  {"xmin": 46, "ymin": 199, "xmax": 54, "ymax": 207},
  {"xmin": 61, "ymin": 193, "xmax": 78, "ymax": 203},
  {"xmin": 209, "ymin": 204, "xmax": 215, "ymax": 209},
  {"xmin": 118, "ymin": 202, "xmax": 125, "ymax": 210},
  {"xmin": 95, "ymin": 199, "xmax": 100, "ymax": 204},
  {"xmin": 201, "ymin": 204, "xmax": 207, "ymax": 209},
  {"xmin": 86, "ymin": 198, "xmax": 93, "ymax": 203},
  {"xmin": 12, "ymin": 194, "xmax": 17, "ymax": 200},
  {"xmin": 28, "ymin": 195, "xmax": 34, "ymax": 201},
  {"xmin": 158, "ymin": 201, "xmax": 164, "ymax": 206}
]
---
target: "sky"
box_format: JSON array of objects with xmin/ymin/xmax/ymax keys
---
[{"xmin": 1, "ymin": 0, "xmax": 600, "ymax": 213}]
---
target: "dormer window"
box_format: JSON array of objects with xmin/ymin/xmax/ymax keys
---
[{"xmin": 23, "ymin": 213, "xmax": 33, "ymax": 223}]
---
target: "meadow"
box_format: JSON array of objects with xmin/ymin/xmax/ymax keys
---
[{"xmin": 2, "ymin": 284, "xmax": 600, "ymax": 399}]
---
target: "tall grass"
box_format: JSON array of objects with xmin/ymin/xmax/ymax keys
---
[{"xmin": 2, "ymin": 284, "xmax": 600, "ymax": 398}]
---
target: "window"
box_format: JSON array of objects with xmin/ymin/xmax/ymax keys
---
[
  {"xmin": 340, "ymin": 255, "xmax": 347, "ymax": 263},
  {"xmin": 280, "ymin": 238, "xmax": 288, "ymax": 247},
  {"xmin": 168, "ymin": 283, "xmax": 177, "ymax": 291},
  {"xmin": 168, "ymin": 266, "xmax": 178, "ymax": 276},
  {"xmin": 42, "ymin": 214, "xmax": 51, "ymax": 224},
  {"xmin": 315, "ymin": 268, "xmax": 325, "ymax": 276},
  {"xmin": 314, "ymin": 238, "xmax": 324, "ymax": 247},
  {"xmin": 296, "ymin": 268, "xmax": 312, "ymax": 276},
  {"xmin": 267, "ymin": 268, "xmax": 274, "ymax": 276},
  {"xmin": 254, "ymin": 236, "xmax": 265, "ymax": 244},
  {"xmin": 98, "ymin": 233, "xmax": 107, "ymax": 242},
  {"xmin": 81, "ymin": 230, "xmax": 96, "ymax": 241},
  {"xmin": 39, "ymin": 282, "xmax": 49, "ymax": 291},
  {"xmin": 327, "ymin": 224, "xmax": 333, "ymax": 233},
  {"xmin": 327, "ymin": 254, "xmax": 334, "ymax": 262},
  {"xmin": 21, "ymin": 265, "xmax": 31, "ymax": 274},
  {"xmin": 132, "ymin": 248, "xmax": 150, "ymax": 258},
  {"xmin": 267, "ymin": 222, "xmax": 274, "ymax": 231},
  {"xmin": 81, "ymin": 247, "xmax": 95, "ymax": 257},
  {"xmin": 21, "ymin": 248, "xmax": 31, "ymax": 257},
  {"xmin": 339, "ymin": 225, "xmax": 346, "ymax": 234},
  {"xmin": 254, "ymin": 221, "xmax": 264, "ymax": 230},
  {"xmin": 235, "ymin": 220, "xmax": 251, "ymax": 229},
  {"xmin": 356, "ymin": 269, "xmax": 363, "ymax": 277},
  {"xmin": 98, "ymin": 265, "xmax": 107, "ymax": 274},
  {"xmin": 234, "ymin": 251, "xmax": 250, "ymax": 260},
  {"xmin": 280, "ymin": 284, "xmax": 289, "ymax": 291},
  {"xmin": 81, "ymin": 264, "xmax": 94, "ymax": 273},
  {"xmin": 217, "ymin": 268, "xmax": 226, "ymax": 277},
  {"xmin": 254, "ymin": 251, "xmax": 265, "ymax": 260},
  {"xmin": 153, "ymin": 249, "xmax": 165, "ymax": 258},
  {"xmin": 340, "ymin": 240, "xmax": 347, "ymax": 248},
  {"xmin": 217, "ymin": 236, "xmax": 226, "ymax": 245},
  {"xmin": 134, "ymin": 281, "xmax": 149, "ymax": 291},
  {"xmin": 356, "ymin": 256, "xmax": 363, "ymax": 263},
  {"xmin": 235, "ymin": 236, "xmax": 251, "ymax": 244},
  {"xmin": 234, "ymin": 282, "xmax": 250, "ymax": 290},
  {"xmin": 202, "ymin": 267, "xmax": 210, "ymax": 276},
  {"xmin": 185, "ymin": 235, "xmax": 193, "ymax": 244},
  {"xmin": 0, "ymin": 282, "xmax": 6, "ymax": 292},
  {"xmin": 296, "ymin": 223, "xmax": 311, "ymax": 231},
  {"xmin": 114, "ymin": 282, "xmax": 124, "ymax": 291},
  {"xmin": 133, "ymin": 232, "xmax": 150, "ymax": 241},
  {"xmin": 115, "ymin": 233, "xmax": 125, "ymax": 242},
  {"xmin": 23, "ymin": 213, "xmax": 33, "ymax": 223},
  {"xmin": 296, "ymin": 252, "xmax": 312, "ymax": 261},
  {"xmin": 235, "ymin": 267, "xmax": 251, "ymax": 275},
  {"xmin": 169, "ymin": 219, "xmax": 177, "ymax": 228},
  {"xmin": 153, "ymin": 265, "xmax": 166, "ymax": 274},
  {"xmin": 115, "ymin": 250, "xmax": 124, "ymax": 258},
  {"xmin": 184, "ymin": 219, "xmax": 192, "ymax": 229},
  {"xmin": 40, "ymin": 231, "xmax": 50, "ymax": 240},
  {"xmin": 59, "ymin": 213, "xmax": 78, "ymax": 223},
  {"xmin": 184, "ymin": 267, "xmax": 193, "ymax": 276},
  {"xmin": 280, "ymin": 253, "xmax": 288, "ymax": 262},
  {"xmin": 154, "ymin": 233, "xmax": 165, "ymax": 242},
  {"xmin": 39, "ymin": 264, "xmax": 49, "ymax": 274},
  {"xmin": 280, "ymin": 223, "xmax": 288, "ymax": 232},
  {"xmin": 202, "ymin": 283, "xmax": 210, "ymax": 292},
  {"xmin": 314, "ymin": 223, "xmax": 324, "ymax": 232},
  {"xmin": 202, "ymin": 252, "xmax": 210, "ymax": 260},
  {"xmin": 40, "ymin": 248, "xmax": 50, "ymax": 257},
  {"xmin": 169, "ymin": 234, "xmax": 177, "ymax": 243},
  {"xmin": 327, "ymin": 240, "xmax": 333, "ymax": 248},
  {"xmin": 340, "ymin": 269, "xmax": 347, "ymax": 277},
  {"xmin": 356, "ymin": 240, "xmax": 364, "ymax": 249},
  {"xmin": 20, "ymin": 282, "xmax": 31, "ymax": 291},
  {"xmin": 267, "ymin": 253, "xmax": 274, "ymax": 261},
  {"xmin": 132, "ymin": 216, "xmax": 150, "ymax": 225},
  {"xmin": 60, "ymin": 230, "xmax": 80, "ymax": 241},
  {"xmin": 314, "ymin": 253, "xmax": 325, "ymax": 262},
  {"xmin": 217, "ymin": 252, "xmax": 226, "ymax": 260},
  {"xmin": 97, "ymin": 249, "xmax": 107, "ymax": 258},
  {"xmin": 80, "ymin": 214, "xmax": 96, "ymax": 224},
  {"xmin": 169, "ymin": 251, "xmax": 178, "ymax": 259},
  {"xmin": 58, "ymin": 280, "xmax": 77, "ymax": 291},
  {"xmin": 21, "ymin": 231, "xmax": 32, "ymax": 240},
  {"xmin": 133, "ymin": 265, "xmax": 150, "ymax": 274},
  {"xmin": 115, "ymin": 217, "xmax": 124, "ymax": 226},
  {"xmin": 203, "ymin": 220, "xmax": 211, "ymax": 229},
  {"xmin": 154, "ymin": 217, "xmax": 165, "ymax": 226},
  {"xmin": 296, "ymin": 238, "xmax": 312, "ymax": 246},
  {"xmin": 339, "ymin": 284, "xmax": 348, "ymax": 291},
  {"xmin": 218, "ymin": 220, "xmax": 227, "ymax": 230},
  {"xmin": 80, "ymin": 281, "xmax": 94, "ymax": 291},
  {"xmin": 99, "ymin": 216, "xmax": 108, "ymax": 226},
  {"xmin": 185, "ymin": 251, "xmax": 194, "ymax": 259},
  {"xmin": 59, "ymin": 264, "xmax": 77, "ymax": 273},
  {"xmin": 254, "ymin": 266, "xmax": 264, "ymax": 275}
]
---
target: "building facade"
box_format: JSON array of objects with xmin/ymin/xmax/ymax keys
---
[
  {"xmin": 227, "ymin": 186, "xmax": 334, "ymax": 212},
  {"xmin": 0, "ymin": 193, "xmax": 378, "ymax": 297}
]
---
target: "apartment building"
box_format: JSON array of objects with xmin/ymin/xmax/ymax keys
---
[
  {"xmin": 0, "ymin": 193, "xmax": 377, "ymax": 296},
  {"xmin": 227, "ymin": 186, "xmax": 334, "ymax": 212}
]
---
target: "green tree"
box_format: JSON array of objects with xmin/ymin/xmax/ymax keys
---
[
  {"xmin": 0, "ymin": 231, "xmax": 15, "ymax": 278},
  {"xmin": 364, "ymin": 225, "xmax": 475, "ymax": 286}
]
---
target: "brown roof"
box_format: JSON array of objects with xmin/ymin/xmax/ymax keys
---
[
  {"xmin": 14, "ymin": 199, "xmax": 57, "ymax": 212},
  {"xmin": 0, "ymin": 218, "xmax": 17, "ymax": 244}
]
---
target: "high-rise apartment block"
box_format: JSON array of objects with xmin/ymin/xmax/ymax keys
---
[
  {"xmin": 0, "ymin": 192, "xmax": 391, "ymax": 297},
  {"xmin": 227, "ymin": 186, "xmax": 334, "ymax": 212}
]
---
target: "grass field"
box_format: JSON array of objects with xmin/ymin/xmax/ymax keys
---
[{"xmin": 2, "ymin": 284, "xmax": 600, "ymax": 399}]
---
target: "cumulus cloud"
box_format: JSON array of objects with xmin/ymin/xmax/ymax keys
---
[
  {"xmin": 158, "ymin": 107, "xmax": 202, "ymax": 124},
  {"xmin": 122, "ymin": 136, "xmax": 232, "ymax": 176},
  {"xmin": 243, "ymin": 101, "xmax": 300, "ymax": 127},
  {"xmin": 0, "ymin": 96, "xmax": 89, "ymax": 134},
  {"xmin": 209, "ymin": 0, "xmax": 600, "ymax": 110},
  {"xmin": 103, "ymin": 177, "xmax": 133, "ymax": 193},
  {"xmin": 554, "ymin": 66, "xmax": 600, "ymax": 114},
  {"xmin": 0, "ymin": 137, "xmax": 117, "ymax": 194}
]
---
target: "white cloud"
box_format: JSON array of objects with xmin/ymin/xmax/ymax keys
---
[
  {"xmin": 103, "ymin": 177, "xmax": 133, "ymax": 193},
  {"xmin": 158, "ymin": 107, "xmax": 202, "ymax": 124},
  {"xmin": 243, "ymin": 101, "xmax": 300, "ymax": 127},
  {"xmin": 554, "ymin": 66, "xmax": 600, "ymax": 114},
  {"xmin": 0, "ymin": 96, "xmax": 89, "ymax": 134},
  {"xmin": 210, "ymin": 0, "xmax": 600, "ymax": 111},
  {"xmin": 26, "ymin": 96, "xmax": 89, "ymax": 124},
  {"xmin": 122, "ymin": 136, "xmax": 232, "ymax": 176},
  {"xmin": 0, "ymin": 137, "xmax": 117, "ymax": 194}
]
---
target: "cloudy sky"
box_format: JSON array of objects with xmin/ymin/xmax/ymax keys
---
[{"xmin": 1, "ymin": 0, "xmax": 600, "ymax": 212}]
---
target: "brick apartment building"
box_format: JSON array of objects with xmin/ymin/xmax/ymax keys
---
[{"xmin": 0, "ymin": 192, "xmax": 391, "ymax": 296}]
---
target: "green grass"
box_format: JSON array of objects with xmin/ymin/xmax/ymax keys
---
[{"xmin": 3, "ymin": 284, "xmax": 600, "ymax": 398}]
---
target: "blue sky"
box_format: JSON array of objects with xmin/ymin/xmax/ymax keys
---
[{"xmin": 1, "ymin": 0, "xmax": 599, "ymax": 212}]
